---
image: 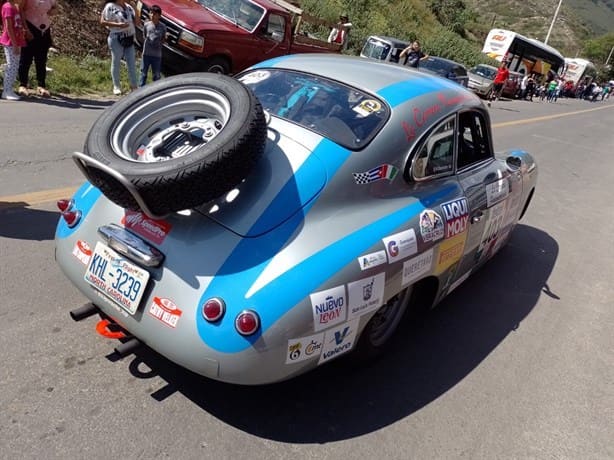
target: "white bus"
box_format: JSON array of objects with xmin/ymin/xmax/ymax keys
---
[
  {"xmin": 562, "ymin": 58, "xmax": 597, "ymax": 88},
  {"xmin": 482, "ymin": 29, "xmax": 565, "ymax": 78}
]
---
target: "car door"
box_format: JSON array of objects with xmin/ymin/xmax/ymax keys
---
[
  {"xmin": 248, "ymin": 12, "xmax": 290, "ymax": 69},
  {"xmin": 448, "ymin": 110, "xmax": 521, "ymax": 293}
]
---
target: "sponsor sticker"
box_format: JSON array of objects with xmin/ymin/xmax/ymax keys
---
[
  {"xmin": 347, "ymin": 273, "xmax": 385, "ymax": 320},
  {"xmin": 441, "ymin": 197, "xmax": 469, "ymax": 239},
  {"xmin": 121, "ymin": 210, "xmax": 172, "ymax": 245},
  {"xmin": 310, "ymin": 285, "xmax": 347, "ymax": 332},
  {"xmin": 383, "ymin": 228, "xmax": 418, "ymax": 263},
  {"xmin": 486, "ymin": 178, "xmax": 509, "ymax": 207},
  {"xmin": 357, "ymin": 250, "xmax": 388, "ymax": 270},
  {"xmin": 435, "ymin": 232, "xmax": 466, "ymax": 274},
  {"xmin": 353, "ymin": 164, "xmax": 398, "ymax": 185},
  {"xmin": 353, "ymin": 99, "xmax": 382, "ymax": 117},
  {"xmin": 148, "ymin": 296, "xmax": 182, "ymax": 328},
  {"xmin": 286, "ymin": 332, "xmax": 324, "ymax": 364},
  {"xmin": 239, "ymin": 70, "xmax": 271, "ymax": 84},
  {"xmin": 477, "ymin": 201, "xmax": 507, "ymax": 258},
  {"xmin": 72, "ymin": 240, "xmax": 92, "ymax": 265},
  {"xmin": 419, "ymin": 209, "xmax": 444, "ymax": 242},
  {"xmin": 318, "ymin": 319, "xmax": 360, "ymax": 364},
  {"xmin": 402, "ymin": 249, "xmax": 434, "ymax": 286}
]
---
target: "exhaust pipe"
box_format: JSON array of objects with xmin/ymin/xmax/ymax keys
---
[
  {"xmin": 114, "ymin": 338, "xmax": 141, "ymax": 357},
  {"xmin": 70, "ymin": 303, "xmax": 99, "ymax": 322}
]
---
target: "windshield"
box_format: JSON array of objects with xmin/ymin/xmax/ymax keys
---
[
  {"xmin": 361, "ymin": 39, "xmax": 391, "ymax": 60},
  {"xmin": 239, "ymin": 69, "xmax": 390, "ymax": 150},
  {"xmin": 470, "ymin": 65, "xmax": 497, "ymax": 80},
  {"xmin": 196, "ymin": 0, "xmax": 265, "ymax": 32}
]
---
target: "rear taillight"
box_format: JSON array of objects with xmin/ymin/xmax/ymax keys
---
[
  {"xmin": 62, "ymin": 209, "xmax": 82, "ymax": 228},
  {"xmin": 57, "ymin": 198, "xmax": 74, "ymax": 213},
  {"xmin": 235, "ymin": 310, "xmax": 260, "ymax": 336},
  {"xmin": 202, "ymin": 297, "xmax": 225, "ymax": 322}
]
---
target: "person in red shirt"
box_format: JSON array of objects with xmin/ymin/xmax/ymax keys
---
[{"xmin": 488, "ymin": 61, "xmax": 510, "ymax": 106}]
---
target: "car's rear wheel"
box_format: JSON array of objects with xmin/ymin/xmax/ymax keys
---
[
  {"xmin": 81, "ymin": 73, "xmax": 267, "ymax": 216},
  {"xmin": 354, "ymin": 286, "xmax": 413, "ymax": 359}
]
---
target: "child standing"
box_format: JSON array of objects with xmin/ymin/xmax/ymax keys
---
[
  {"xmin": 139, "ymin": 4, "xmax": 166, "ymax": 87},
  {"xmin": 1, "ymin": 0, "xmax": 27, "ymax": 100}
]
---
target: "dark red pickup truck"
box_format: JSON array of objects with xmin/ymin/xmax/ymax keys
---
[{"xmin": 135, "ymin": 0, "xmax": 341, "ymax": 75}]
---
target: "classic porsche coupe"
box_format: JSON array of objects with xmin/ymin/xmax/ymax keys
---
[{"xmin": 55, "ymin": 54, "xmax": 537, "ymax": 385}]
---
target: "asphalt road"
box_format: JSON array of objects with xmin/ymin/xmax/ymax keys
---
[{"xmin": 1, "ymin": 92, "xmax": 613, "ymax": 459}]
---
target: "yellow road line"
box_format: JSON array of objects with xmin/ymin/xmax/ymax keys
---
[
  {"xmin": 0, "ymin": 186, "xmax": 78, "ymax": 211},
  {"xmin": 1, "ymin": 103, "xmax": 613, "ymax": 209},
  {"xmin": 492, "ymin": 103, "xmax": 614, "ymax": 128}
]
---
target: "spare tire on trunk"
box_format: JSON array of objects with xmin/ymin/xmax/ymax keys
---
[{"xmin": 81, "ymin": 73, "xmax": 267, "ymax": 217}]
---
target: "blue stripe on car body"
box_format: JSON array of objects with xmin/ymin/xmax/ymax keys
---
[
  {"xmin": 56, "ymin": 182, "xmax": 102, "ymax": 239},
  {"xmin": 195, "ymin": 136, "xmax": 458, "ymax": 352}
]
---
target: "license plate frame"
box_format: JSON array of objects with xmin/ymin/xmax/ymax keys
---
[{"xmin": 84, "ymin": 241, "xmax": 150, "ymax": 315}]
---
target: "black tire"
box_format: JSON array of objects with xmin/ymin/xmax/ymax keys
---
[
  {"xmin": 82, "ymin": 73, "xmax": 267, "ymax": 216},
  {"xmin": 205, "ymin": 57, "xmax": 230, "ymax": 74},
  {"xmin": 354, "ymin": 286, "xmax": 413, "ymax": 360}
]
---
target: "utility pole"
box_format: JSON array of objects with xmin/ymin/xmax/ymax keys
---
[
  {"xmin": 544, "ymin": 0, "xmax": 563, "ymax": 45},
  {"xmin": 606, "ymin": 45, "xmax": 614, "ymax": 66}
]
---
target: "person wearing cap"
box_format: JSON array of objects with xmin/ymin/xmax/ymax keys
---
[{"xmin": 327, "ymin": 13, "xmax": 351, "ymax": 50}]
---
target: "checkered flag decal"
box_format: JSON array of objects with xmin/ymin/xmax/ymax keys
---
[{"xmin": 353, "ymin": 164, "xmax": 398, "ymax": 185}]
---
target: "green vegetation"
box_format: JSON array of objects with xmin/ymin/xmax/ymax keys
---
[{"xmin": 2, "ymin": 0, "xmax": 612, "ymax": 96}]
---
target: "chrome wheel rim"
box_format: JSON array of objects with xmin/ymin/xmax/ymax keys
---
[{"xmin": 110, "ymin": 87, "xmax": 231, "ymax": 163}]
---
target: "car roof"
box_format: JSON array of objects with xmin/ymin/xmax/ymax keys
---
[
  {"xmin": 423, "ymin": 56, "xmax": 466, "ymax": 68},
  {"xmin": 367, "ymin": 35, "xmax": 410, "ymax": 47},
  {"xmin": 249, "ymin": 54, "xmax": 472, "ymax": 105}
]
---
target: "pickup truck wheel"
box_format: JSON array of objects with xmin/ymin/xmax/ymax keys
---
[
  {"xmin": 205, "ymin": 58, "xmax": 230, "ymax": 74},
  {"xmin": 354, "ymin": 286, "xmax": 413, "ymax": 360},
  {"xmin": 82, "ymin": 73, "xmax": 267, "ymax": 216}
]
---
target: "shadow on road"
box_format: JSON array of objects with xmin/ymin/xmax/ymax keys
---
[
  {"xmin": 114, "ymin": 223, "xmax": 558, "ymax": 442},
  {"xmin": 20, "ymin": 94, "xmax": 114, "ymax": 110},
  {"xmin": 0, "ymin": 204, "xmax": 58, "ymax": 240}
]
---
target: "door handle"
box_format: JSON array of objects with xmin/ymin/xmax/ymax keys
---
[{"xmin": 471, "ymin": 211, "xmax": 483, "ymax": 224}]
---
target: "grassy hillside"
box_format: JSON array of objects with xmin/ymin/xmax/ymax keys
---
[{"xmin": 47, "ymin": 0, "xmax": 614, "ymax": 65}]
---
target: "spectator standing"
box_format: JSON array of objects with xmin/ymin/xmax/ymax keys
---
[
  {"xmin": 520, "ymin": 74, "xmax": 529, "ymax": 101},
  {"xmin": 526, "ymin": 74, "xmax": 536, "ymax": 101},
  {"xmin": 17, "ymin": 0, "xmax": 56, "ymax": 97},
  {"xmin": 327, "ymin": 13, "xmax": 351, "ymax": 51},
  {"xmin": 1, "ymin": 0, "xmax": 27, "ymax": 100},
  {"xmin": 487, "ymin": 61, "xmax": 509, "ymax": 106},
  {"xmin": 399, "ymin": 40, "xmax": 428, "ymax": 68},
  {"xmin": 139, "ymin": 4, "xmax": 165, "ymax": 86},
  {"xmin": 546, "ymin": 78, "xmax": 557, "ymax": 102},
  {"xmin": 100, "ymin": 0, "xmax": 140, "ymax": 95}
]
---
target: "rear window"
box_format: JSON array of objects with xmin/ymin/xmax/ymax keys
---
[{"xmin": 238, "ymin": 69, "xmax": 390, "ymax": 150}]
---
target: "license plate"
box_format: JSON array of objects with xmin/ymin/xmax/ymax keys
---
[{"xmin": 84, "ymin": 242, "xmax": 150, "ymax": 315}]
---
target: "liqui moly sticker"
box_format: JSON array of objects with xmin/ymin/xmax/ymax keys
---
[
  {"xmin": 486, "ymin": 178, "xmax": 509, "ymax": 207},
  {"xmin": 286, "ymin": 332, "xmax": 324, "ymax": 364},
  {"xmin": 402, "ymin": 249, "xmax": 434, "ymax": 286},
  {"xmin": 382, "ymin": 228, "xmax": 418, "ymax": 263},
  {"xmin": 148, "ymin": 297, "xmax": 182, "ymax": 328},
  {"xmin": 441, "ymin": 198, "xmax": 469, "ymax": 238},
  {"xmin": 419, "ymin": 209, "xmax": 444, "ymax": 242},
  {"xmin": 347, "ymin": 272, "xmax": 385, "ymax": 320},
  {"xmin": 310, "ymin": 285, "xmax": 347, "ymax": 332},
  {"xmin": 357, "ymin": 250, "xmax": 387, "ymax": 270},
  {"xmin": 72, "ymin": 240, "xmax": 92, "ymax": 265},
  {"xmin": 319, "ymin": 319, "xmax": 359, "ymax": 364},
  {"xmin": 121, "ymin": 210, "xmax": 172, "ymax": 245}
]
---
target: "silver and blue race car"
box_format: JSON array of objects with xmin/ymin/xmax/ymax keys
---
[{"xmin": 55, "ymin": 54, "xmax": 537, "ymax": 385}]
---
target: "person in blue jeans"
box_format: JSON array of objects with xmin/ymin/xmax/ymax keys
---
[
  {"xmin": 139, "ymin": 5, "xmax": 166, "ymax": 87},
  {"xmin": 100, "ymin": 0, "xmax": 140, "ymax": 95}
]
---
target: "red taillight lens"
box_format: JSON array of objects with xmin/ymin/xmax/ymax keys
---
[
  {"xmin": 62, "ymin": 210, "xmax": 82, "ymax": 228},
  {"xmin": 235, "ymin": 310, "xmax": 260, "ymax": 336},
  {"xmin": 57, "ymin": 198, "xmax": 74, "ymax": 212},
  {"xmin": 202, "ymin": 297, "xmax": 225, "ymax": 322}
]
